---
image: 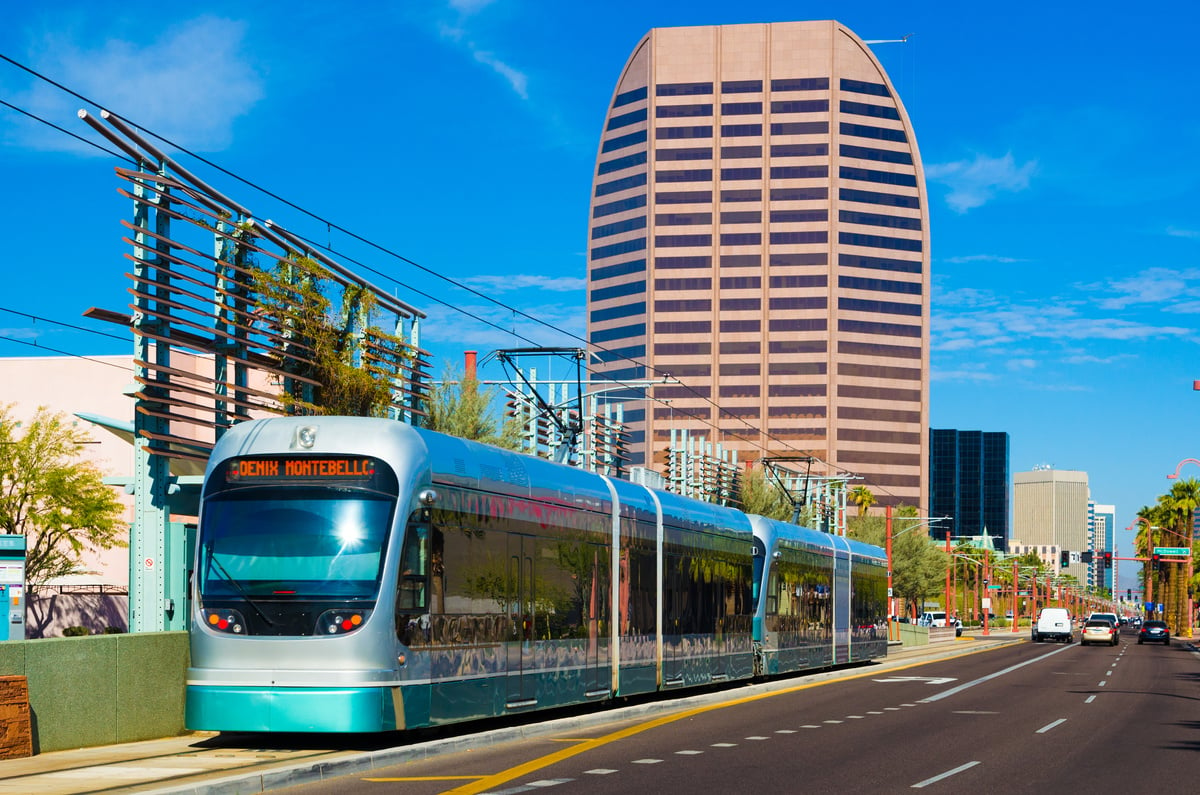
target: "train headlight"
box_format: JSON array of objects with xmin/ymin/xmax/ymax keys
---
[
  {"xmin": 203, "ymin": 608, "xmax": 247, "ymax": 635},
  {"xmin": 315, "ymin": 608, "xmax": 372, "ymax": 635}
]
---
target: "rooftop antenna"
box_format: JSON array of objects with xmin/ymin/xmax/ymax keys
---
[{"xmin": 864, "ymin": 33, "xmax": 914, "ymax": 44}]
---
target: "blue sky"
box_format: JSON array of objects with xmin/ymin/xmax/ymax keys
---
[{"xmin": 3, "ymin": 1, "xmax": 1199, "ymax": 589}]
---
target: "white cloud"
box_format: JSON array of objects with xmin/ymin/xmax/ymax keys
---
[
  {"xmin": 9, "ymin": 16, "xmax": 262, "ymax": 154},
  {"xmin": 943, "ymin": 253, "xmax": 1024, "ymax": 264},
  {"xmin": 930, "ymin": 366, "xmax": 996, "ymax": 382},
  {"xmin": 437, "ymin": 2, "xmax": 529, "ymax": 100},
  {"xmin": 1166, "ymin": 226, "xmax": 1200, "ymax": 239},
  {"xmin": 419, "ymin": 298, "xmax": 585, "ymax": 355},
  {"xmin": 459, "ymin": 274, "xmax": 585, "ymax": 293},
  {"xmin": 1007, "ymin": 358, "xmax": 1037, "ymax": 371},
  {"xmin": 471, "ymin": 50, "xmax": 528, "ymax": 99},
  {"xmin": 1086, "ymin": 267, "xmax": 1200, "ymax": 310},
  {"xmin": 925, "ymin": 152, "xmax": 1037, "ymax": 213}
]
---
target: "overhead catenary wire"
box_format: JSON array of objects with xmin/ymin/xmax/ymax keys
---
[{"xmin": 0, "ymin": 53, "xmax": 921, "ymax": 510}]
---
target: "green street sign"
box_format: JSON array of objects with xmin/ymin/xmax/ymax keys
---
[
  {"xmin": 1153, "ymin": 546, "xmax": 1190, "ymax": 556},
  {"xmin": 987, "ymin": 585, "xmax": 1003, "ymax": 590}
]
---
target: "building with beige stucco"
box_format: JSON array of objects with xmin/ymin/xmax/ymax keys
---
[{"xmin": 586, "ymin": 20, "xmax": 929, "ymax": 509}]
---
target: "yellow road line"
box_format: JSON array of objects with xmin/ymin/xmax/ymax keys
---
[
  {"xmin": 367, "ymin": 775, "xmax": 484, "ymax": 782},
  {"xmin": 441, "ymin": 645, "xmax": 1005, "ymax": 794}
]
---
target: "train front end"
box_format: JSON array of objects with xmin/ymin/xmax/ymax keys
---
[{"xmin": 186, "ymin": 417, "xmax": 418, "ymax": 733}]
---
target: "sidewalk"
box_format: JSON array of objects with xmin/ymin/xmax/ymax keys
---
[{"xmin": 0, "ymin": 634, "xmax": 1025, "ymax": 795}]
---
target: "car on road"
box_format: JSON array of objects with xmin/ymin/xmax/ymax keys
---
[
  {"xmin": 918, "ymin": 611, "xmax": 963, "ymax": 636},
  {"xmin": 1137, "ymin": 620, "xmax": 1170, "ymax": 645},
  {"xmin": 1032, "ymin": 607, "xmax": 1073, "ymax": 642},
  {"xmin": 1081, "ymin": 619, "xmax": 1119, "ymax": 646},
  {"xmin": 1086, "ymin": 612, "xmax": 1120, "ymax": 638}
]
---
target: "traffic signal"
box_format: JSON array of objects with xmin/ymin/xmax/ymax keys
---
[
  {"xmin": 1060, "ymin": 550, "xmax": 1070, "ymax": 567},
  {"xmin": 1103, "ymin": 552, "xmax": 1113, "ymax": 569},
  {"xmin": 1151, "ymin": 552, "xmax": 1161, "ymax": 571},
  {"xmin": 1126, "ymin": 588, "xmax": 1132, "ymax": 601}
]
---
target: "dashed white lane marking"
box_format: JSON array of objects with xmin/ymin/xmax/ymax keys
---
[
  {"xmin": 823, "ymin": 720, "xmax": 843, "ymax": 724},
  {"xmin": 801, "ymin": 724, "xmax": 822, "ymax": 728},
  {"xmin": 745, "ymin": 736, "xmax": 769, "ymax": 740},
  {"xmin": 584, "ymin": 769, "xmax": 618, "ymax": 775},
  {"xmin": 631, "ymin": 759, "xmax": 662, "ymax": 764},
  {"xmin": 711, "ymin": 743, "xmax": 737, "ymax": 747},
  {"xmin": 1098, "ymin": 680, "xmax": 1107, "ymax": 687},
  {"xmin": 846, "ymin": 715, "xmax": 865, "ymax": 719},
  {"xmin": 1085, "ymin": 695, "xmax": 1097, "ymax": 703},
  {"xmin": 1036, "ymin": 718, "xmax": 1067, "ymax": 734},
  {"xmin": 901, "ymin": 703, "xmax": 917, "ymax": 707},
  {"xmin": 911, "ymin": 761, "xmax": 980, "ymax": 789},
  {"xmin": 675, "ymin": 750, "xmax": 703, "ymax": 755},
  {"xmin": 775, "ymin": 729, "xmax": 797, "ymax": 734},
  {"xmin": 884, "ymin": 707, "xmax": 901, "ymax": 711},
  {"xmin": 867, "ymin": 711, "xmax": 884, "ymax": 715}
]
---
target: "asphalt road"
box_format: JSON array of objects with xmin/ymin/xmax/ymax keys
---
[{"xmin": 270, "ymin": 638, "xmax": 1199, "ymax": 795}]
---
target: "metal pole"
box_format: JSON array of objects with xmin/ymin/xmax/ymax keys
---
[
  {"xmin": 1012, "ymin": 560, "xmax": 1019, "ymax": 634},
  {"xmin": 982, "ymin": 553, "xmax": 990, "ymax": 636},
  {"xmin": 886, "ymin": 505, "xmax": 895, "ymax": 641},
  {"xmin": 944, "ymin": 532, "xmax": 952, "ymax": 626}
]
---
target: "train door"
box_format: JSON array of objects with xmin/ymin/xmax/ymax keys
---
[
  {"xmin": 833, "ymin": 545, "xmax": 851, "ymax": 664},
  {"xmin": 506, "ymin": 533, "xmax": 537, "ymax": 709},
  {"xmin": 662, "ymin": 553, "xmax": 685, "ymax": 687}
]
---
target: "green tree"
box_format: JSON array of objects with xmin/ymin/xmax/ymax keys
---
[
  {"xmin": 423, "ymin": 365, "xmax": 523, "ymax": 449},
  {"xmin": 848, "ymin": 506, "xmax": 947, "ymax": 618},
  {"xmin": 738, "ymin": 465, "xmax": 793, "ymax": 521},
  {"xmin": 253, "ymin": 254, "xmax": 413, "ymax": 418},
  {"xmin": 0, "ymin": 406, "xmax": 126, "ymax": 587},
  {"xmin": 849, "ymin": 485, "xmax": 876, "ymax": 517}
]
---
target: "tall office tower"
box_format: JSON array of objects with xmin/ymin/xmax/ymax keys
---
[
  {"xmin": 1090, "ymin": 502, "xmax": 1116, "ymax": 592},
  {"xmin": 586, "ymin": 21, "xmax": 929, "ymax": 509},
  {"xmin": 929, "ymin": 429, "xmax": 1010, "ymax": 546},
  {"xmin": 1013, "ymin": 469, "xmax": 1090, "ymax": 582}
]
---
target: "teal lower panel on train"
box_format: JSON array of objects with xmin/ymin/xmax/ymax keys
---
[{"xmin": 186, "ymin": 685, "xmax": 399, "ymax": 732}]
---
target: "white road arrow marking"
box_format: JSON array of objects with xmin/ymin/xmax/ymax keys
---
[{"xmin": 871, "ymin": 676, "xmax": 957, "ymax": 685}]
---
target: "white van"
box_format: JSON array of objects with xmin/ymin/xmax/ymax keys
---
[
  {"xmin": 918, "ymin": 611, "xmax": 963, "ymax": 635},
  {"xmin": 1032, "ymin": 607, "xmax": 1073, "ymax": 643}
]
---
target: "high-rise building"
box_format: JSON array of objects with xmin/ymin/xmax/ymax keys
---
[
  {"xmin": 586, "ymin": 21, "xmax": 929, "ymax": 509},
  {"xmin": 929, "ymin": 429, "xmax": 1010, "ymax": 547},
  {"xmin": 1090, "ymin": 502, "xmax": 1115, "ymax": 593},
  {"xmin": 1013, "ymin": 468, "xmax": 1090, "ymax": 582}
]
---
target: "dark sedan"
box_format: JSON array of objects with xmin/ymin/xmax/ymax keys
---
[{"xmin": 1137, "ymin": 620, "xmax": 1170, "ymax": 645}]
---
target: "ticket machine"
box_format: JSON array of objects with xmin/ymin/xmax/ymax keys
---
[{"xmin": 0, "ymin": 536, "xmax": 25, "ymax": 640}]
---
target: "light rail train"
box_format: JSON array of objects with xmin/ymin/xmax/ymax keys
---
[{"xmin": 186, "ymin": 416, "xmax": 887, "ymax": 732}]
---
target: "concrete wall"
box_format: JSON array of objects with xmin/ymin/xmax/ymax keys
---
[{"xmin": 0, "ymin": 632, "xmax": 187, "ymax": 753}]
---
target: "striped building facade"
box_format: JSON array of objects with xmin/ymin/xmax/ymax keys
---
[{"xmin": 586, "ymin": 21, "xmax": 929, "ymax": 508}]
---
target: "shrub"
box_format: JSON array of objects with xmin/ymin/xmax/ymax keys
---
[
  {"xmin": 61, "ymin": 626, "xmax": 91, "ymax": 637},
  {"xmin": 102, "ymin": 626, "xmax": 125, "ymax": 634}
]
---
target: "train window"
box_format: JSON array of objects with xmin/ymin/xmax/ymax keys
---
[{"xmin": 397, "ymin": 517, "xmax": 429, "ymax": 610}]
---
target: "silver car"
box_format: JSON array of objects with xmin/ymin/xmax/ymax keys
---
[{"xmin": 1081, "ymin": 619, "xmax": 1118, "ymax": 646}]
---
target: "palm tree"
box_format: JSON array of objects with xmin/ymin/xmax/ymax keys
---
[
  {"xmin": 1161, "ymin": 479, "xmax": 1199, "ymax": 633},
  {"xmin": 1134, "ymin": 505, "xmax": 1168, "ymax": 619},
  {"xmin": 850, "ymin": 485, "xmax": 876, "ymax": 517}
]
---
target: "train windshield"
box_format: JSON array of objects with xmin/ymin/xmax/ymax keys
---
[
  {"xmin": 199, "ymin": 491, "xmax": 395, "ymax": 598},
  {"xmin": 198, "ymin": 455, "xmax": 400, "ymax": 600}
]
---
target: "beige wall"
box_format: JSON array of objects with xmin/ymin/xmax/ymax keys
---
[
  {"xmin": 0, "ymin": 354, "xmax": 135, "ymax": 587},
  {"xmin": 1013, "ymin": 469, "xmax": 1090, "ymax": 581}
]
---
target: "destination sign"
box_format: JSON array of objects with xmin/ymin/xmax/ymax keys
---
[
  {"xmin": 1153, "ymin": 546, "xmax": 1190, "ymax": 557},
  {"xmin": 224, "ymin": 456, "xmax": 377, "ymax": 483}
]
